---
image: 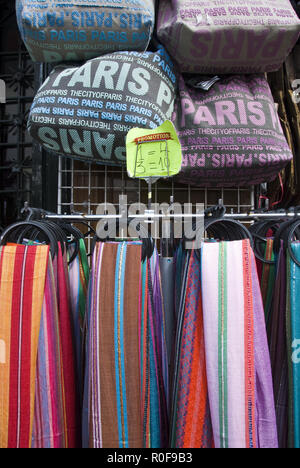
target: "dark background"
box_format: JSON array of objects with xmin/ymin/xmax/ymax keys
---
[{"xmin": 0, "ymin": 0, "xmax": 57, "ymax": 229}]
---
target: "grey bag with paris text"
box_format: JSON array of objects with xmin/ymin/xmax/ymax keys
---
[{"xmin": 27, "ymin": 47, "xmax": 178, "ymax": 165}]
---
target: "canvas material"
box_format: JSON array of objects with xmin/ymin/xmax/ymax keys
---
[
  {"xmin": 172, "ymin": 74, "xmax": 293, "ymax": 187},
  {"xmin": 157, "ymin": 0, "xmax": 300, "ymax": 74},
  {"xmin": 27, "ymin": 46, "xmax": 178, "ymax": 165},
  {"xmin": 16, "ymin": 0, "xmax": 155, "ymax": 63}
]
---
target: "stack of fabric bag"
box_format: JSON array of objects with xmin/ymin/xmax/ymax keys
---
[
  {"xmin": 17, "ymin": 0, "xmax": 299, "ymax": 190},
  {"xmin": 0, "ymin": 0, "xmax": 299, "ymax": 449}
]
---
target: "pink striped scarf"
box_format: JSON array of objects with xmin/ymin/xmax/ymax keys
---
[{"xmin": 32, "ymin": 246, "xmax": 81, "ymax": 448}]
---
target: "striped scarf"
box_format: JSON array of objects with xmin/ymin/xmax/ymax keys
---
[
  {"xmin": 0, "ymin": 245, "xmax": 49, "ymax": 448},
  {"xmin": 267, "ymin": 242, "xmax": 288, "ymax": 448},
  {"xmin": 201, "ymin": 240, "xmax": 278, "ymax": 448},
  {"xmin": 84, "ymin": 241, "xmax": 168, "ymax": 448},
  {"xmin": 32, "ymin": 244, "xmax": 81, "ymax": 448},
  {"xmin": 171, "ymin": 249, "xmax": 213, "ymax": 448},
  {"xmin": 288, "ymin": 243, "xmax": 300, "ymax": 448},
  {"xmin": 149, "ymin": 250, "xmax": 169, "ymax": 427}
]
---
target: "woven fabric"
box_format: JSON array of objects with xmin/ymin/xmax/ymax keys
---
[
  {"xmin": 0, "ymin": 245, "xmax": 49, "ymax": 448},
  {"xmin": 157, "ymin": 0, "xmax": 300, "ymax": 74},
  {"xmin": 260, "ymin": 239, "xmax": 276, "ymax": 328},
  {"xmin": 268, "ymin": 243, "xmax": 288, "ymax": 448},
  {"xmin": 84, "ymin": 241, "xmax": 168, "ymax": 448},
  {"xmin": 32, "ymin": 256, "xmax": 65, "ymax": 448},
  {"xmin": 147, "ymin": 250, "xmax": 169, "ymax": 447},
  {"xmin": 32, "ymin": 245, "xmax": 81, "ymax": 448},
  {"xmin": 286, "ymin": 252, "xmax": 294, "ymax": 448},
  {"xmin": 16, "ymin": 0, "xmax": 155, "ymax": 63},
  {"xmin": 201, "ymin": 240, "xmax": 278, "ymax": 448},
  {"xmin": 288, "ymin": 244, "xmax": 300, "ymax": 448},
  {"xmin": 171, "ymin": 250, "xmax": 213, "ymax": 448},
  {"xmin": 159, "ymin": 258, "xmax": 175, "ymax": 384}
]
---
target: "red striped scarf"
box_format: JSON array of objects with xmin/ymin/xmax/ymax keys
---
[
  {"xmin": 0, "ymin": 245, "xmax": 49, "ymax": 448},
  {"xmin": 32, "ymin": 244, "xmax": 81, "ymax": 448}
]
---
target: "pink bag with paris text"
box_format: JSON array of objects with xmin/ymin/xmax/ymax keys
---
[
  {"xmin": 157, "ymin": 0, "xmax": 300, "ymax": 74},
  {"xmin": 172, "ymin": 74, "xmax": 293, "ymax": 187}
]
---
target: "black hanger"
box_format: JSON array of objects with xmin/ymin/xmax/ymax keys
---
[
  {"xmin": 249, "ymin": 218, "xmax": 287, "ymax": 265},
  {"xmin": 14, "ymin": 220, "xmax": 68, "ymax": 256},
  {"xmin": 42, "ymin": 221, "xmax": 68, "ymax": 256},
  {"xmin": 287, "ymin": 220, "xmax": 300, "ymax": 268},
  {"xmin": 57, "ymin": 222, "xmax": 84, "ymax": 265},
  {"xmin": 183, "ymin": 199, "xmax": 253, "ymax": 250},
  {"xmin": 93, "ymin": 218, "xmax": 155, "ymax": 263},
  {"xmin": 0, "ymin": 221, "xmax": 58, "ymax": 258},
  {"xmin": 205, "ymin": 202, "xmax": 227, "ymax": 220},
  {"xmin": 273, "ymin": 218, "xmax": 300, "ymax": 254},
  {"xmin": 6, "ymin": 223, "xmax": 51, "ymax": 247},
  {"xmin": 205, "ymin": 218, "xmax": 254, "ymax": 246}
]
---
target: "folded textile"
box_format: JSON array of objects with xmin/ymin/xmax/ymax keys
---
[
  {"xmin": 0, "ymin": 245, "xmax": 49, "ymax": 448},
  {"xmin": 269, "ymin": 242, "xmax": 288, "ymax": 449},
  {"xmin": 32, "ymin": 244, "xmax": 82, "ymax": 448},
  {"xmin": 171, "ymin": 249, "xmax": 213, "ymax": 448},
  {"xmin": 16, "ymin": 0, "xmax": 155, "ymax": 63},
  {"xmin": 201, "ymin": 240, "xmax": 278, "ymax": 448},
  {"xmin": 288, "ymin": 243, "xmax": 300, "ymax": 448},
  {"xmin": 83, "ymin": 241, "xmax": 168, "ymax": 448}
]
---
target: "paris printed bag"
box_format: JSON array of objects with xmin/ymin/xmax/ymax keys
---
[
  {"xmin": 157, "ymin": 0, "xmax": 300, "ymax": 74},
  {"xmin": 172, "ymin": 74, "xmax": 294, "ymax": 187},
  {"xmin": 16, "ymin": 0, "xmax": 155, "ymax": 63},
  {"xmin": 27, "ymin": 46, "xmax": 178, "ymax": 165}
]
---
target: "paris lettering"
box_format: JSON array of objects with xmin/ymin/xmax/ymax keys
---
[
  {"xmin": 22, "ymin": 10, "xmax": 152, "ymax": 29},
  {"xmin": 28, "ymin": 50, "xmax": 177, "ymax": 164},
  {"xmin": 17, "ymin": 0, "xmax": 155, "ymax": 62},
  {"xmin": 179, "ymin": 97, "xmax": 281, "ymax": 131},
  {"xmin": 157, "ymin": 0, "xmax": 300, "ymax": 73},
  {"xmin": 181, "ymin": 152, "xmax": 291, "ymax": 169}
]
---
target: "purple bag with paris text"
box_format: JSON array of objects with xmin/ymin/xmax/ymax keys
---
[
  {"xmin": 172, "ymin": 74, "xmax": 293, "ymax": 187},
  {"xmin": 157, "ymin": 0, "xmax": 300, "ymax": 74}
]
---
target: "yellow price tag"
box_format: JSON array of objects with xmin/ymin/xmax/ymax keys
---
[{"xmin": 126, "ymin": 121, "xmax": 182, "ymax": 179}]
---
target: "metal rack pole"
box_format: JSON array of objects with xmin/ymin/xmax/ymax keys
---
[{"xmin": 42, "ymin": 212, "xmax": 300, "ymax": 222}]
